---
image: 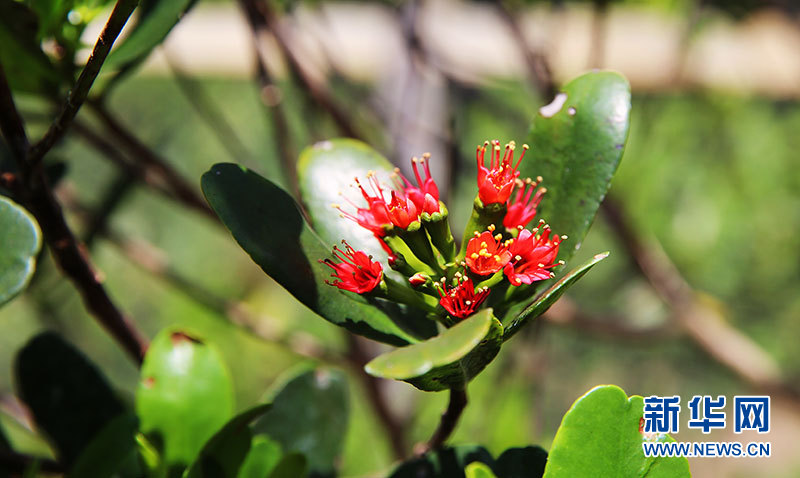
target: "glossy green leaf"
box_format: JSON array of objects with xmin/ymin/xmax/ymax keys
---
[
  {"xmin": 253, "ymin": 368, "xmax": 348, "ymax": 476},
  {"xmin": 543, "ymin": 385, "xmax": 691, "ymax": 478},
  {"xmin": 503, "ymin": 252, "xmax": 608, "ymax": 340},
  {"xmin": 184, "ymin": 404, "xmax": 273, "ymax": 478},
  {"xmin": 105, "ymin": 0, "xmax": 195, "ymax": 70},
  {"xmin": 238, "ymin": 435, "xmax": 283, "ymax": 478},
  {"xmin": 136, "ymin": 329, "xmax": 235, "ymax": 469},
  {"xmin": 67, "ymin": 413, "xmax": 140, "ymax": 478},
  {"xmin": 0, "ymin": 196, "xmax": 41, "ymax": 307},
  {"xmin": 267, "ymin": 453, "xmax": 307, "ymax": 478},
  {"xmin": 494, "ymin": 446, "xmax": 547, "ymax": 478},
  {"xmin": 466, "ymin": 462, "xmax": 498, "ymax": 478},
  {"xmin": 14, "ymin": 332, "xmax": 125, "ymax": 466},
  {"xmin": 202, "ymin": 162, "xmax": 431, "ymax": 345},
  {"xmin": 365, "ymin": 309, "xmax": 503, "ymax": 391},
  {"xmin": 389, "ymin": 445, "xmax": 494, "ymax": 478},
  {"xmin": 0, "ymin": 1, "xmax": 59, "ymax": 94},
  {"xmin": 522, "ymin": 71, "xmax": 630, "ymax": 263}
]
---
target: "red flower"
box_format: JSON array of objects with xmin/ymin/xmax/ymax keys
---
[
  {"xmin": 335, "ymin": 174, "xmax": 391, "ymax": 236},
  {"xmin": 476, "ymin": 140, "xmax": 528, "ymax": 205},
  {"xmin": 503, "ymin": 225, "xmax": 562, "ymax": 286},
  {"xmin": 465, "ymin": 228, "xmax": 512, "ymax": 276},
  {"xmin": 385, "ymin": 190, "xmax": 419, "ymax": 229},
  {"xmin": 392, "ymin": 153, "xmax": 440, "ymax": 214},
  {"xmin": 322, "ymin": 242, "xmax": 383, "ymax": 293},
  {"xmin": 438, "ymin": 277, "xmax": 490, "ymax": 319},
  {"xmin": 503, "ymin": 177, "xmax": 545, "ymax": 230}
]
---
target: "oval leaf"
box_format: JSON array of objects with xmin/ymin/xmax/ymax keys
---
[
  {"xmin": 253, "ymin": 368, "xmax": 348, "ymax": 477},
  {"xmin": 0, "ymin": 196, "xmax": 41, "ymax": 307},
  {"xmin": 522, "ymin": 71, "xmax": 631, "ymax": 263},
  {"xmin": 202, "ymin": 162, "xmax": 432, "ymax": 345},
  {"xmin": 389, "ymin": 445, "xmax": 494, "ymax": 478},
  {"xmin": 503, "ymin": 252, "xmax": 608, "ymax": 341},
  {"xmin": 238, "ymin": 435, "xmax": 283, "ymax": 478},
  {"xmin": 184, "ymin": 404, "xmax": 273, "ymax": 478},
  {"xmin": 14, "ymin": 332, "xmax": 125, "ymax": 466},
  {"xmin": 466, "ymin": 462, "xmax": 498, "ymax": 478},
  {"xmin": 136, "ymin": 329, "xmax": 235, "ymax": 469},
  {"xmin": 365, "ymin": 309, "xmax": 503, "ymax": 392},
  {"xmin": 494, "ymin": 446, "xmax": 547, "ymax": 478},
  {"xmin": 543, "ymin": 385, "xmax": 690, "ymax": 478},
  {"xmin": 67, "ymin": 413, "xmax": 140, "ymax": 478}
]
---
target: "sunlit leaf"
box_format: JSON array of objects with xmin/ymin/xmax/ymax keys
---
[
  {"xmin": 522, "ymin": 71, "xmax": 631, "ymax": 263},
  {"xmin": 136, "ymin": 329, "xmax": 235, "ymax": 469},
  {"xmin": 365, "ymin": 309, "xmax": 503, "ymax": 391},
  {"xmin": 543, "ymin": 385, "xmax": 691, "ymax": 478},
  {"xmin": 0, "ymin": 196, "xmax": 42, "ymax": 307},
  {"xmin": 466, "ymin": 462, "xmax": 498, "ymax": 478}
]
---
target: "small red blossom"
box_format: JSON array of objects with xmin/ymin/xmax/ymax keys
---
[
  {"xmin": 335, "ymin": 174, "xmax": 391, "ymax": 236},
  {"xmin": 392, "ymin": 153, "xmax": 441, "ymax": 214},
  {"xmin": 476, "ymin": 140, "xmax": 528, "ymax": 205},
  {"xmin": 465, "ymin": 228, "xmax": 512, "ymax": 276},
  {"xmin": 385, "ymin": 190, "xmax": 419, "ymax": 229},
  {"xmin": 503, "ymin": 177, "xmax": 546, "ymax": 230},
  {"xmin": 503, "ymin": 225, "xmax": 562, "ymax": 286},
  {"xmin": 437, "ymin": 277, "xmax": 490, "ymax": 319},
  {"xmin": 322, "ymin": 242, "xmax": 383, "ymax": 294}
]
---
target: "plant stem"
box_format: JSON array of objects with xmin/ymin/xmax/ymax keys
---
[{"xmin": 420, "ymin": 386, "xmax": 468, "ymax": 454}]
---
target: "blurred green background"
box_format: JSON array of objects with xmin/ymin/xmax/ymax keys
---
[{"xmin": 2, "ymin": 0, "xmax": 800, "ymax": 476}]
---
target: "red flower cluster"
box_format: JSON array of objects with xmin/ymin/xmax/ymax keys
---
[
  {"xmin": 503, "ymin": 177, "xmax": 545, "ymax": 230},
  {"xmin": 437, "ymin": 277, "xmax": 490, "ymax": 319},
  {"xmin": 504, "ymin": 225, "xmax": 562, "ymax": 286},
  {"xmin": 476, "ymin": 140, "xmax": 528, "ymax": 205},
  {"xmin": 337, "ymin": 155, "xmax": 441, "ymax": 233},
  {"xmin": 321, "ymin": 242, "xmax": 383, "ymax": 294},
  {"xmin": 465, "ymin": 228, "xmax": 512, "ymax": 276}
]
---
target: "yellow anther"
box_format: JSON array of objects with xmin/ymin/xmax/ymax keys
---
[
  {"xmin": 480, "ymin": 242, "xmax": 488, "ymax": 248},
  {"xmin": 470, "ymin": 253, "xmax": 479, "ymax": 259},
  {"xmin": 494, "ymin": 255, "xmax": 502, "ymax": 262},
  {"xmin": 488, "ymin": 224, "xmax": 496, "ymax": 232},
  {"xmin": 494, "ymin": 234, "xmax": 502, "ymax": 241}
]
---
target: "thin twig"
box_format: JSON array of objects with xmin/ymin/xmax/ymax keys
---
[
  {"xmin": 28, "ymin": 0, "xmax": 140, "ymax": 165},
  {"xmin": 418, "ymin": 387, "xmax": 468, "ymax": 454},
  {"xmin": 345, "ymin": 334, "xmax": 408, "ymax": 460},
  {"xmin": 0, "ymin": 64, "xmax": 148, "ymax": 364}
]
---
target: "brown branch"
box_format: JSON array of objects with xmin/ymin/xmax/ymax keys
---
[
  {"xmin": 601, "ymin": 195, "xmax": 788, "ymax": 393},
  {"xmin": 418, "ymin": 387, "xmax": 468, "ymax": 454},
  {"xmin": 0, "ymin": 450, "xmax": 63, "ymax": 475},
  {"xmin": 0, "ymin": 64, "xmax": 148, "ymax": 365},
  {"xmin": 27, "ymin": 0, "xmax": 140, "ymax": 165},
  {"xmin": 345, "ymin": 334, "xmax": 408, "ymax": 460}
]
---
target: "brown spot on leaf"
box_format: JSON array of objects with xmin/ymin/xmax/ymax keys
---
[{"xmin": 170, "ymin": 331, "xmax": 202, "ymax": 346}]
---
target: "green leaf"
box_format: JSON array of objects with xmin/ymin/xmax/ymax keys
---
[
  {"xmin": 105, "ymin": 0, "xmax": 195, "ymax": 70},
  {"xmin": 494, "ymin": 446, "xmax": 547, "ymax": 478},
  {"xmin": 136, "ymin": 329, "xmax": 235, "ymax": 470},
  {"xmin": 67, "ymin": 413, "xmax": 140, "ymax": 478},
  {"xmin": 389, "ymin": 445, "xmax": 494, "ymax": 478},
  {"xmin": 365, "ymin": 309, "xmax": 503, "ymax": 392},
  {"xmin": 237, "ymin": 435, "xmax": 283, "ymax": 478},
  {"xmin": 253, "ymin": 368, "xmax": 348, "ymax": 476},
  {"xmin": 0, "ymin": 196, "xmax": 41, "ymax": 307},
  {"xmin": 0, "ymin": 1, "xmax": 59, "ymax": 94},
  {"xmin": 267, "ymin": 453, "xmax": 307, "ymax": 478},
  {"xmin": 202, "ymin": 162, "xmax": 431, "ymax": 345},
  {"xmin": 184, "ymin": 404, "xmax": 273, "ymax": 478},
  {"xmin": 503, "ymin": 252, "xmax": 608, "ymax": 340},
  {"xmin": 522, "ymin": 71, "xmax": 631, "ymax": 263},
  {"xmin": 14, "ymin": 332, "xmax": 125, "ymax": 466},
  {"xmin": 543, "ymin": 385, "xmax": 691, "ymax": 478},
  {"xmin": 466, "ymin": 462, "xmax": 498, "ymax": 478}
]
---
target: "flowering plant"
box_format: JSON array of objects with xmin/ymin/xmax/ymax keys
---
[{"xmin": 202, "ymin": 71, "xmax": 629, "ymax": 394}]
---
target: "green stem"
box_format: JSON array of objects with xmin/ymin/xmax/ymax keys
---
[{"xmin": 457, "ymin": 197, "xmax": 507, "ymax": 260}]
